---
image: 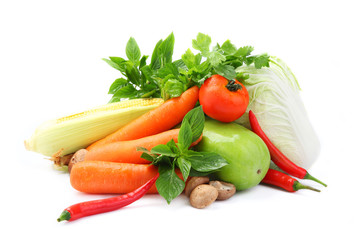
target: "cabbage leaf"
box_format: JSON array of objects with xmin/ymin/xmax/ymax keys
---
[{"xmin": 235, "ymin": 56, "xmax": 320, "ymax": 169}]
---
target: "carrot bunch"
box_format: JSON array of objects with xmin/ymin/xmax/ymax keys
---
[{"xmin": 70, "ymin": 86, "xmax": 200, "ymax": 194}]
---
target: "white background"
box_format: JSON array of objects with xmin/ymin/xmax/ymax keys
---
[{"xmin": 1, "ymin": 0, "xmax": 359, "ymax": 239}]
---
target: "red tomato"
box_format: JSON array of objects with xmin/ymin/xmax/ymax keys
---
[{"xmin": 199, "ymin": 75, "xmax": 249, "ymax": 123}]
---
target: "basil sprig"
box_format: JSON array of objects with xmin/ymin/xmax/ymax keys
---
[{"xmin": 137, "ymin": 106, "xmax": 228, "ymax": 204}]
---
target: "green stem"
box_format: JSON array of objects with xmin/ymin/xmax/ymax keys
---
[
  {"xmin": 304, "ymin": 172, "xmax": 327, "ymax": 187},
  {"xmin": 141, "ymin": 89, "xmax": 157, "ymax": 98},
  {"xmin": 225, "ymin": 79, "xmax": 242, "ymax": 91},
  {"xmin": 293, "ymin": 181, "xmax": 320, "ymax": 192},
  {"xmin": 57, "ymin": 210, "xmax": 71, "ymax": 222}
]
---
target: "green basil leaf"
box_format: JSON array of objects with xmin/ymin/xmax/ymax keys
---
[
  {"xmin": 158, "ymin": 33, "xmax": 175, "ymax": 66},
  {"xmin": 108, "ymin": 95, "xmax": 120, "ymax": 103},
  {"xmin": 157, "ymin": 63, "xmax": 179, "ymax": 78},
  {"xmin": 139, "ymin": 55, "xmax": 148, "ymax": 69},
  {"xmin": 108, "ymin": 78, "xmax": 128, "ymax": 94},
  {"xmin": 178, "ymin": 119, "xmax": 192, "ymax": 151},
  {"xmin": 140, "ymin": 152, "xmax": 156, "ymax": 162},
  {"xmin": 189, "ymin": 168, "xmax": 214, "ymax": 177},
  {"xmin": 140, "ymin": 65, "xmax": 156, "ymax": 84},
  {"xmin": 152, "ymin": 155, "xmax": 172, "ymax": 166},
  {"xmin": 185, "ymin": 151, "xmax": 228, "ymax": 172},
  {"xmin": 151, "ymin": 144, "xmax": 178, "ymax": 157},
  {"xmin": 136, "ymin": 146, "xmax": 149, "ymax": 152},
  {"xmin": 136, "ymin": 147, "xmax": 157, "ymax": 162},
  {"xmin": 102, "ymin": 58, "xmax": 125, "ymax": 72},
  {"xmin": 177, "ymin": 157, "xmax": 191, "ymax": 181},
  {"xmin": 126, "ymin": 37, "xmax": 141, "ymax": 64},
  {"xmin": 166, "ymin": 139, "xmax": 179, "ymax": 155},
  {"xmin": 125, "ymin": 62, "xmax": 141, "ymax": 86},
  {"xmin": 113, "ymin": 85, "xmax": 138, "ymax": 99},
  {"xmin": 156, "ymin": 164, "xmax": 185, "ymax": 204},
  {"xmin": 173, "ymin": 59, "xmax": 187, "ymax": 70},
  {"xmin": 182, "ymin": 106, "xmax": 205, "ymax": 143},
  {"xmin": 109, "ymin": 57, "xmax": 127, "ymax": 71},
  {"xmin": 150, "ymin": 39, "xmax": 163, "ymax": 70}
]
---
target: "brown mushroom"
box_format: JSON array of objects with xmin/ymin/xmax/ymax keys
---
[
  {"xmin": 68, "ymin": 149, "xmax": 88, "ymax": 173},
  {"xmin": 184, "ymin": 176, "xmax": 210, "ymax": 197},
  {"xmin": 189, "ymin": 184, "xmax": 218, "ymax": 209},
  {"xmin": 209, "ymin": 180, "xmax": 236, "ymax": 200}
]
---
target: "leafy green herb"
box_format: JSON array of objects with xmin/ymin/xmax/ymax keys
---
[
  {"xmin": 186, "ymin": 33, "xmax": 270, "ymax": 82},
  {"xmin": 137, "ymin": 106, "xmax": 228, "ymax": 204},
  {"xmin": 104, "ymin": 33, "xmax": 269, "ymax": 102},
  {"xmin": 126, "ymin": 37, "xmax": 141, "ymax": 63}
]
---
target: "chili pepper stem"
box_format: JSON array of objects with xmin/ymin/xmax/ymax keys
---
[
  {"xmin": 57, "ymin": 210, "xmax": 71, "ymax": 222},
  {"xmin": 304, "ymin": 172, "xmax": 327, "ymax": 187},
  {"xmin": 293, "ymin": 181, "xmax": 321, "ymax": 192}
]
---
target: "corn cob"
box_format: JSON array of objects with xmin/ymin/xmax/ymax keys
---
[{"xmin": 25, "ymin": 98, "xmax": 164, "ymax": 158}]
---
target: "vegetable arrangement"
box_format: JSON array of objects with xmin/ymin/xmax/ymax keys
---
[{"xmin": 25, "ymin": 33, "xmax": 326, "ymax": 222}]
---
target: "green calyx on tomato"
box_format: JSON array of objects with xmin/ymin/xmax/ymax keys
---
[
  {"xmin": 225, "ymin": 79, "xmax": 243, "ymax": 92},
  {"xmin": 199, "ymin": 75, "xmax": 249, "ymax": 123}
]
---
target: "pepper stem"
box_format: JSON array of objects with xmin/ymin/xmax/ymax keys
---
[
  {"xmin": 57, "ymin": 210, "xmax": 71, "ymax": 222},
  {"xmin": 293, "ymin": 181, "xmax": 321, "ymax": 192},
  {"xmin": 304, "ymin": 172, "xmax": 327, "ymax": 187}
]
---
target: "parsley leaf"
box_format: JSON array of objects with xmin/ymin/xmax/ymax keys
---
[
  {"xmin": 254, "ymin": 53, "xmax": 270, "ymax": 68},
  {"xmin": 192, "ymin": 33, "xmax": 211, "ymax": 55},
  {"xmin": 234, "ymin": 46, "xmax": 254, "ymax": 57},
  {"xmin": 221, "ymin": 40, "xmax": 237, "ymax": 55}
]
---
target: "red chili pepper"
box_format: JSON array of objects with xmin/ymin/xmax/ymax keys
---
[
  {"xmin": 248, "ymin": 110, "xmax": 326, "ymax": 187},
  {"xmin": 262, "ymin": 169, "xmax": 320, "ymax": 192},
  {"xmin": 57, "ymin": 172, "xmax": 159, "ymax": 222}
]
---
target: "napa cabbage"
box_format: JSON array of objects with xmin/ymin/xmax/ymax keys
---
[{"xmin": 235, "ymin": 56, "xmax": 320, "ymax": 169}]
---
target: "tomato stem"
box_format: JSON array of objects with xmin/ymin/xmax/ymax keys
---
[{"xmin": 225, "ymin": 79, "xmax": 242, "ymax": 91}]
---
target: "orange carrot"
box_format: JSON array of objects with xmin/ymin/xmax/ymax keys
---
[
  {"xmin": 70, "ymin": 161, "xmax": 182, "ymax": 194},
  {"xmin": 83, "ymin": 129, "xmax": 203, "ymax": 164},
  {"xmin": 86, "ymin": 86, "xmax": 199, "ymax": 151}
]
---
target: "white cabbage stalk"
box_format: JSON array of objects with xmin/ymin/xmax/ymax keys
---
[{"xmin": 235, "ymin": 56, "xmax": 320, "ymax": 169}]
